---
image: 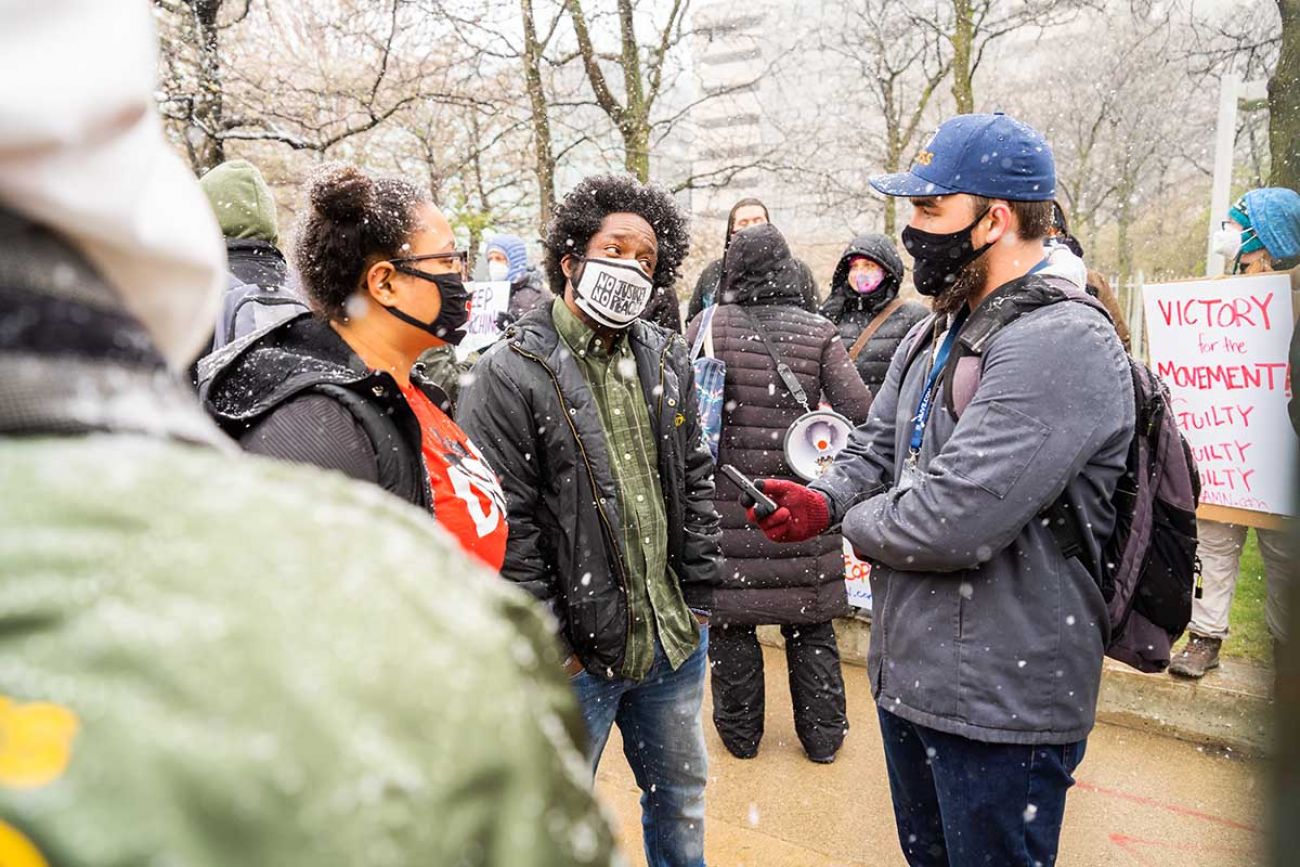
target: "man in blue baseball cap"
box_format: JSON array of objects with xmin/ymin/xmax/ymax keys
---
[{"xmin": 740, "ymin": 113, "xmax": 1135, "ymax": 866}]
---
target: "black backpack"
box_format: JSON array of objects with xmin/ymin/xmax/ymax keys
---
[{"xmin": 905, "ymin": 275, "xmax": 1201, "ymax": 672}]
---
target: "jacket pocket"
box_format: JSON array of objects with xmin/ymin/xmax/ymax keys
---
[{"xmin": 950, "ymin": 400, "xmax": 1050, "ymax": 499}]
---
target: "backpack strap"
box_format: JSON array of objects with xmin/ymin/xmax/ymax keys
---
[
  {"xmin": 848, "ymin": 298, "xmax": 906, "ymax": 361},
  {"xmin": 944, "ymin": 274, "xmax": 1112, "ymax": 418}
]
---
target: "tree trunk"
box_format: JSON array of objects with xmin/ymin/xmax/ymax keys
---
[
  {"xmin": 622, "ymin": 121, "xmax": 651, "ymax": 182},
  {"xmin": 1116, "ymin": 180, "xmax": 1134, "ymax": 291},
  {"xmin": 882, "ymin": 128, "xmax": 903, "ymax": 238},
  {"xmin": 191, "ymin": 0, "xmax": 225, "ymax": 173},
  {"xmin": 1270, "ymin": 0, "xmax": 1300, "ymax": 191},
  {"xmin": 617, "ymin": 0, "xmax": 650, "ymax": 181},
  {"xmin": 520, "ymin": 0, "xmax": 556, "ymax": 232},
  {"xmin": 949, "ymin": 0, "xmax": 976, "ymax": 114}
]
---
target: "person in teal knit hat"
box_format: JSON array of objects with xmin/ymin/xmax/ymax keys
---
[{"xmin": 1174, "ymin": 186, "xmax": 1300, "ymax": 678}]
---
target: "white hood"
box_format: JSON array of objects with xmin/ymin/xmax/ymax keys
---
[
  {"xmin": 0, "ymin": 1, "xmax": 224, "ymax": 370},
  {"xmin": 1039, "ymin": 242, "xmax": 1089, "ymax": 291}
]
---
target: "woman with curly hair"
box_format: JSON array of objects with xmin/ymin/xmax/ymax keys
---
[
  {"xmin": 199, "ymin": 163, "xmax": 508, "ymax": 570},
  {"xmin": 458, "ymin": 173, "xmax": 723, "ymax": 867}
]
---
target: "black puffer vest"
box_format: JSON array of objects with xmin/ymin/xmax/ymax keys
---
[{"xmin": 199, "ymin": 313, "xmax": 449, "ymax": 511}]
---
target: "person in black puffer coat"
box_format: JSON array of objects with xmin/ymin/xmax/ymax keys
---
[
  {"xmin": 686, "ymin": 197, "xmax": 820, "ymax": 320},
  {"xmin": 817, "ymin": 233, "xmax": 928, "ymax": 396},
  {"xmin": 685, "ymin": 223, "xmax": 873, "ymax": 764}
]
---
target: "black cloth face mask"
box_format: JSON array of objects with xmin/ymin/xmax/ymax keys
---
[
  {"xmin": 382, "ymin": 266, "xmax": 471, "ymax": 345},
  {"xmin": 900, "ymin": 208, "xmax": 993, "ymax": 297}
]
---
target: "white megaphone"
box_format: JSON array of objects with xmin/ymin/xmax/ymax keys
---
[{"xmin": 783, "ymin": 409, "xmax": 854, "ymax": 481}]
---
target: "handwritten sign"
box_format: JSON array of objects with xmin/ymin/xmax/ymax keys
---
[
  {"xmin": 843, "ymin": 538, "xmax": 873, "ymax": 612},
  {"xmin": 1144, "ymin": 274, "xmax": 1297, "ymax": 518},
  {"xmin": 455, "ymin": 280, "xmax": 511, "ymax": 361}
]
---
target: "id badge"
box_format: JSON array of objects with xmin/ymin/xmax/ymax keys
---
[{"xmin": 897, "ymin": 454, "xmax": 920, "ymax": 492}]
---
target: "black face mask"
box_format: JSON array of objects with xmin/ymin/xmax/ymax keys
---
[
  {"xmin": 382, "ymin": 267, "xmax": 471, "ymax": 345},
  {"xmin": 900, "ymin": 209, "xmax": 993, "ymax": 297}
]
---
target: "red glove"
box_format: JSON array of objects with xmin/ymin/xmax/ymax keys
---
[{"xmin": 743, "ymin": 479, "xmax": 830, "ymax": 544}]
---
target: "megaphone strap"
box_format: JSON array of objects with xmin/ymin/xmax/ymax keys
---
[{"xmin": 741, "ymin": 307, "xmax": 813, "ymax": 413}]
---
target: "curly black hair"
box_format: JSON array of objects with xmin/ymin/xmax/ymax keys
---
[
  {"xmin": 294, "ymin": 163, "xmax": 427, "ymax": 319},
  {"xmin": 543, "ymin": 173, "xmax": 690, "ymax": 296}
]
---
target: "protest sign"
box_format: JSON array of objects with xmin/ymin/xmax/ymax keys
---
[
  {"xmin": 1144, "ymin": 272, "xmax": 1297, "ymax": 524},
  {"xmin": 455, "ymin": 280, "xmax": 511, "ymax": 361},
  {"xmin": 843, "ymin": 539, "xmax": 872, "ymax": 612}
]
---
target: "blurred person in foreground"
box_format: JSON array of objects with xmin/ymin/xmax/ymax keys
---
[{"xmin": 0, "ymin": 4, "xmax": 614, "ymax": 865}]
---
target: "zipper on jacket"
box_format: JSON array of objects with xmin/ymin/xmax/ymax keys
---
[
  {"xmin": 656, "ymin": 346, "xmax": 670, "ymax": 423},
  {"xmin": 509, "ymin": 343, "xmax": 634, "ymax": 658}
]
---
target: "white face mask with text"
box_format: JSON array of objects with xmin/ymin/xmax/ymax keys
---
[{"xmin": 572, "ymin": 256, "xmax": 654, "ymax": 329}]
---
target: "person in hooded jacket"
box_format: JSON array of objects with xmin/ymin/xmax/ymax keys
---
[
  {"xmin": 486, "ymin": 232, "xmax": 550, "ymax": 321},
  {"xmin": 686, "ymin": 197, "xmax": 819, "ymax": 320},
  {"xmin": 818, "ymin": 233, "xmax": 928, "ymax": 397},
  {"xmin": 199, "ymin": 158, "xmax": 292, "ymax": 292},
  {"xmin": 189, "ymin": 159, "xmax": 309, "ymax": 381},
  {"xmin": 685, "ymin": 223, "xmax": 873, "ymax": 763},
  {"xmin": 200, "ymin": 163, "xmax": 508, "ymax": 571}
]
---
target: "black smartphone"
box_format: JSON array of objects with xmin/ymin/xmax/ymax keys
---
[{"xmin": 720, "ymin": 464, "xmax": 777, "ymax": 519}]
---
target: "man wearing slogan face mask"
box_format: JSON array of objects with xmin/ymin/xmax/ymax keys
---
[
  {"xmin": 201, "ymin": 164, "xmax": 510, "ymax": 571},
  {"xmin": 742, "ymin": 113, "xmax": 1134, "ymax": 866},
  {"xmin": 458, "ymin": 174, "xmax": 722, "ymax": 867}
]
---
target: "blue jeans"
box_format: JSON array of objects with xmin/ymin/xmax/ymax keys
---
[
  {"xmin": 876, "ymin": 706, "xmax": 1086, "ymax": 867},
  {"xmin": 572, "ymin": 630, "xmax": 709, "ymax": 867}
]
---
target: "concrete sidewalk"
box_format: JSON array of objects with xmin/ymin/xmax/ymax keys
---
[{"xmin": 595, "ymin": 643, "xmax": 1268, "ymax": 866}]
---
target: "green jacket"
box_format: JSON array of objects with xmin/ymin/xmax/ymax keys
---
[{"xmin": 0, "ymin": 437, "xmax": 616, "ymax": 867}]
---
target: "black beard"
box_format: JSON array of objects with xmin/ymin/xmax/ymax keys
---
[{"xmin": 930, "ymin": 255, "xmax": 989, "ymax": 316}]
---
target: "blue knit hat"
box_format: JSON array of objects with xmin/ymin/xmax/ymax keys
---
[
  {"xmin": 1240, "ymin": 188, "xmax": 1300, "ymax": 262},
  {"xmin": 485, "ymin": 233, "xmax": 529, "ymax": 283}
]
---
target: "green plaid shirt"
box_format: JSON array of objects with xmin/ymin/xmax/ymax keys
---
[{"xmin": 553, "ymin": 300, "xmax": 698, "ymax": 679}]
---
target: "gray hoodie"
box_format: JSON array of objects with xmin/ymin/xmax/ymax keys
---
[{"xmin": 811, "ymin": 272, "xmax": 1134, "ymax": 745}]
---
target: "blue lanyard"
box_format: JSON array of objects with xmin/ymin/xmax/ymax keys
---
[{"xmin": 910, "ymin": 307, "xmax": 969, "ymax": 454}]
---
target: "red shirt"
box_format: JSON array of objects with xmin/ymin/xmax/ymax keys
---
[{"xmin": 400, "ymin": 384, "xmax": 508, "ymax": 571}]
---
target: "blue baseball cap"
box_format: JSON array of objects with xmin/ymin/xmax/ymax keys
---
[{"xmin": 870, "ymin": 112, "xmax": 1055, "ymax": 202}]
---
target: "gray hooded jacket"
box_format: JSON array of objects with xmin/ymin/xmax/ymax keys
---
[{"xmin": 810, "ymin": 272, "xmax": 1134, "ymax": 745}]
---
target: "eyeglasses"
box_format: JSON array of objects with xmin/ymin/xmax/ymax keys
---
[{"xmin": 389, "ymin": 251, "xmax": 470, "ymax": 279}]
